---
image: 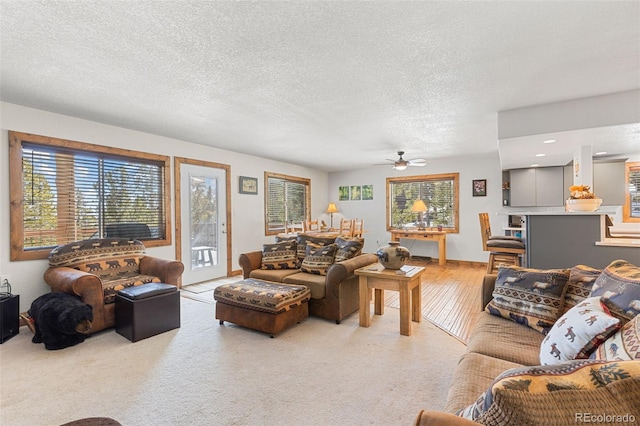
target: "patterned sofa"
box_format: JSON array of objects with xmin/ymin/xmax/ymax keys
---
[
  {"xmin": 239, "ymin": 234, "xmax": 377, "ymax": 324},
  {"xmin": 415, "ymin": 260, "xmax": 640, "ymax": 425},
  {"xmin": 43, "ymin": 238, "xmax": 184, "ymax": 333}
]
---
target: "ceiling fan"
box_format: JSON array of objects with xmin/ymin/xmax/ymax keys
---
[{"xmin": 380, "ymin": 151, "xmax": 426, "ymax": 170}]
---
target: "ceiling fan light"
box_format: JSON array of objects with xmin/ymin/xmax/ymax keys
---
[{"xmin": 394, "ymin": 164, "xmax": 408, "ymax": 171}]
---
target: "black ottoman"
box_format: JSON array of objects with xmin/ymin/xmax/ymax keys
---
[{"xmin": 115, "ymin": 283, "xmax": 180, "ymax": 342}]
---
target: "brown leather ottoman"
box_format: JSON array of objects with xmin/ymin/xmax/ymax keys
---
[
  {"xmin": 214, "ymin": 278, "xmax": 310, "ymax": 337},
  {"xmin": 115, "ymin": 283, "xmax": 180, "ymax": 342}
]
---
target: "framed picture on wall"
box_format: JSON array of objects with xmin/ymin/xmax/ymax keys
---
[
  {"xmin": 350, "ymin": 185, "xmax": 361, "ymax": 200},
  {"xmin": 472, "ymin": 179, "xmax": 487, "ymax": 197},
  {"xmin": 339, "ymin": 186, "xmax": 350, "ymax": 201},
  {"xmin": 239, "ymin": 176, "xmax": 258, "ymax": 194},
  {"xmin": 361, "ymin": 185, "xmax": 373, "ymax": 200}
]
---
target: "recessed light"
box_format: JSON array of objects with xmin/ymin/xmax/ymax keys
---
[
  {"xmin": 536, "ymin": 153, "xmax": 546, "ymax": 157},
  {"xmin": 543, "ymin": 139, "xmax": 557, "ymax": 144},
  {"xmin": 595, "ymin": 151, "xmax": 607, "ymax": 156}
]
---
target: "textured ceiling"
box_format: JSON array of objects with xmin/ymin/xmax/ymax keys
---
[{"xmin": 1, "ymin": 1, "xmax": 639, "ymax": 172}]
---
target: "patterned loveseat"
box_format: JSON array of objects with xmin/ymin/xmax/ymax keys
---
[
  {"xmin": 43, "ymin": 238, "xmax": 184, "ymax": 333},
  {"xmin": 415, "ymin": 260, "xmax": 640, "ymax": 425},
  {"xmin": 239, "ymin": 234, "xmax": 377, "ymax": 324}
]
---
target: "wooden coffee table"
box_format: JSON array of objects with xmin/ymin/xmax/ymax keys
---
[{"xmin": 355, "ymin": 264, "xmax": 425, "ymax": 336}]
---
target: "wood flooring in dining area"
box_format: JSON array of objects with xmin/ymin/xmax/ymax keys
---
[
  {"xmin": 383, "ymin": 259, "xmax": 486, "ymax": 343},
  {"xmin": 182, "ymin": 260, "xmax": 486, "ymax": 344}
]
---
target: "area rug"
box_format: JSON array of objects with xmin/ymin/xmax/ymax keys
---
[{"xmin": 0, "ymin": 295, "xmax": 466, "ymax": 426}]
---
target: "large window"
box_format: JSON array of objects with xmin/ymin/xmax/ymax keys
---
[
  {"xmin": 264, "ymin": 172, "xmax": 310, "ymax": 235},
  {"xmin": 624, "ymin": 161, "xmax": 640, "ymax": 222},
  {"xmin": 386, "ymin": 173, "xmax": 459, "ymax": 233},
  {"xmin": 9, "ymin": 131, "xmax": 171, "ymax": 260}
]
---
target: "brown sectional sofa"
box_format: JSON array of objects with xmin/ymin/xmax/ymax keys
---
[
  {"xmin": 415, "ymin": 271, "xmax": 640, "ymax": 425},
  {"xmin": 239, "ymin": 250, "xmax": 377, "ymax": 324}
]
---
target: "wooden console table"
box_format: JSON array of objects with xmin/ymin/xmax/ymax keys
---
[{"xmin": 389, "ymin": 230, "xmax": 447, "ymax": 266}]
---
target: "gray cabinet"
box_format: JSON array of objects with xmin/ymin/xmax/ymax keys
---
[
  {"xmin": 509, "ymin": 167, "xmax": 564, "ymax": 207},
  {"xmin": 594, "ymin": 161, "xmax": 625, "ymax": 205}
]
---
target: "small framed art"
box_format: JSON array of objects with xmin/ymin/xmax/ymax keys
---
[
  {"xmin": 350, "ymin": 185, "xmax": 361, "ymax": 200},
  {"xmin": 239, "ymin": 176, "xmax": 258, "ymax": 194},
  {"xmin": 339, "ymin": 186, "xmax": 350, "ymax": 201},
  {"xmin": 361, "ymin": 185, "xmax": 373, "ymax": 200},
  {"xmin": 472, "ymin": 179, "xmax": 487, "ymax": 197}
]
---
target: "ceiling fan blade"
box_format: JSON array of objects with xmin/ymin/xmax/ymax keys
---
[
  {"xmin": 408, "ymin": 158, "xmax": 426, "ymax": 164},
  {"xmin": 408, "ymin": 162, "xmax": 426, "ymax": 167}
]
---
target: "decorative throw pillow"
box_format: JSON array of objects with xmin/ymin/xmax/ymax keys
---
[
  {"xmin": 334, "ymin": 236, "xmax": 364, "ymax": 262},
  {"xmin": 590, "ymin": 259, "xmax": 640, "ymax": 323},
  {"xmin": 485, "ymin": 266, "xmax": 570, "ymax": 334},
  {"xmin": 260, "ymin": 241, "xmax": 298, "ymax": 270},
  {"xmin": 457, "ymin": 360, "xmax": 640, "ymax": 423},
  {"xmin": 591, "ymin": 315, "xmax": 640, "ymax": 361},
  {"xmin": 540, "ymin": 296, "xmax": 621, "ymax": 365},
  {"xmin": 300, "ymin": 243, "xmax": 337, "ymax": 276},
  {"xmin": 295, "ymin": 234, "xmax": 336, "ymax": 266},
  {"xmin": 563, "ymin": 265, "xmax": 601, "ymax": 314}
]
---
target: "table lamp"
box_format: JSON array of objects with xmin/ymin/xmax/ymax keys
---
[
  {"xmin": 326, "ymin": 202, "xmax": 338, "ymax": 228},
  {"xmin": 410, "ymin": 200, "xmax": 428, "ymax": 230}
]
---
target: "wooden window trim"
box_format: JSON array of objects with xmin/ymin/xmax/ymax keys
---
[
  {"xmin": 9, "ymin": 131, "xmax": 172, "ymax": 261},
  {"xmin": 386, "ymin": 172, "xmax": 460, "ymax": 233},
  {"xmin": 623, "ymin": 161, "xmax": 640, "ymax": 223}
]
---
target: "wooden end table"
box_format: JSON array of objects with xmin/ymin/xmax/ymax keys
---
[{"xmin": 355, "ymin": 264, "xmax": 425, "ymax": 336}]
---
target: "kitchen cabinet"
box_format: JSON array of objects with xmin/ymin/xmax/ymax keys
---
[
  {"xmin": 509, "ymin": 167, "xmax": 564, "ymax": 207},
  {"xmin": 594, "ymin": 161, "xmax": 625, "ymax": 205}
]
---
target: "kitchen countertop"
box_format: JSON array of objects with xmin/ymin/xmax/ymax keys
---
[{"xmin": 499, "ymin": 208, "xmax": 618, "ymax": 216}]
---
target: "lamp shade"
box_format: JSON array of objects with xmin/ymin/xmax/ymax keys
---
[
  {"xmin": 410, "ymin": 200, "xmax": 427, "ymax": 213},
  {"xmin": 326, "ymin": 202, "xmax": 339, "ymax": 213}
]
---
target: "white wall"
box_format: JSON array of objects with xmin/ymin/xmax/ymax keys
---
[
  {"xmin": 0, "ymin": 102, "xmax": 329, "ymax": 310},
  {"xmin": 328, "ymin": 153, "xmax": 505, "ymax": 262}
]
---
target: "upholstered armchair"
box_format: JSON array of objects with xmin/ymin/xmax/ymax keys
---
[{"xmin": 43, "ymin": 238, "xmax": 184, "ymax": 333}]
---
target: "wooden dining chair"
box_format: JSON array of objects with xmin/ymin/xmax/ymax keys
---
[
  {"xmin": 339, "ymin": 219, "xmax": 354, "ymax": 237},
  {"xmin": 286, "ymin": 221, "xmax": 305, "ymax": 234},
  {"xmin": 352, "ymin": 218, "xmax": 364, "ymax": 238},
  {"xmin": 479, "ymin": 212, "xmax": 526, "ymax": 274},
  {"xmin": 305, "ymin": 219, "xmax": 320, "ymax": 231}
]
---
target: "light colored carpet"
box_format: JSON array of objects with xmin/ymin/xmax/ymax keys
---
[{"xmin": 0, "ymin": 295, "xmax": 466, "ymax": 426}]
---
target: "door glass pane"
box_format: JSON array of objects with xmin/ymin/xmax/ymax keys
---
[{"xmin": 190, "ymin": 174, "xmax": 218, "ymax": 271}]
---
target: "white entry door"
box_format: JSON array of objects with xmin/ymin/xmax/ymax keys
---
[{"xmin": 180, "ymin": 164, "xmax": 228, "ymax": 285}]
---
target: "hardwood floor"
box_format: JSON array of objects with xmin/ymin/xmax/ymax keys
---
[
  {"xmin": 182, "ymin": 260, "xmax": 486, "ymax": 344},
  {"xmin": 383, "ymin": 259, "xmax": 486, "ymax": 344}
]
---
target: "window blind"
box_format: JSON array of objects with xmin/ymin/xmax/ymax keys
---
[
  {"xmin": 389, "ymin": 176, "xmax": 456, "ymax": 229},
  {"xmin": 630, "ymin": 168, "xmax": 640, "ymax": 218},
  {"xmin": 22, "ymin": 142, "xmax": 166, "ymax": 249}
]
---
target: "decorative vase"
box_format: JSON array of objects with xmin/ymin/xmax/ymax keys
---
[
  {"xmin": 565, "ymin": 198, "xmax": 602, "ymax": 212},
  {"xmin": 376, "ymin": 241, "xmax": 410, "ymax": 270}
]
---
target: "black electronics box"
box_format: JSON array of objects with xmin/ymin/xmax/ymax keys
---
[{"xmin": 0, "ymin": 294, "xmax": 20, "ymax": 343}]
